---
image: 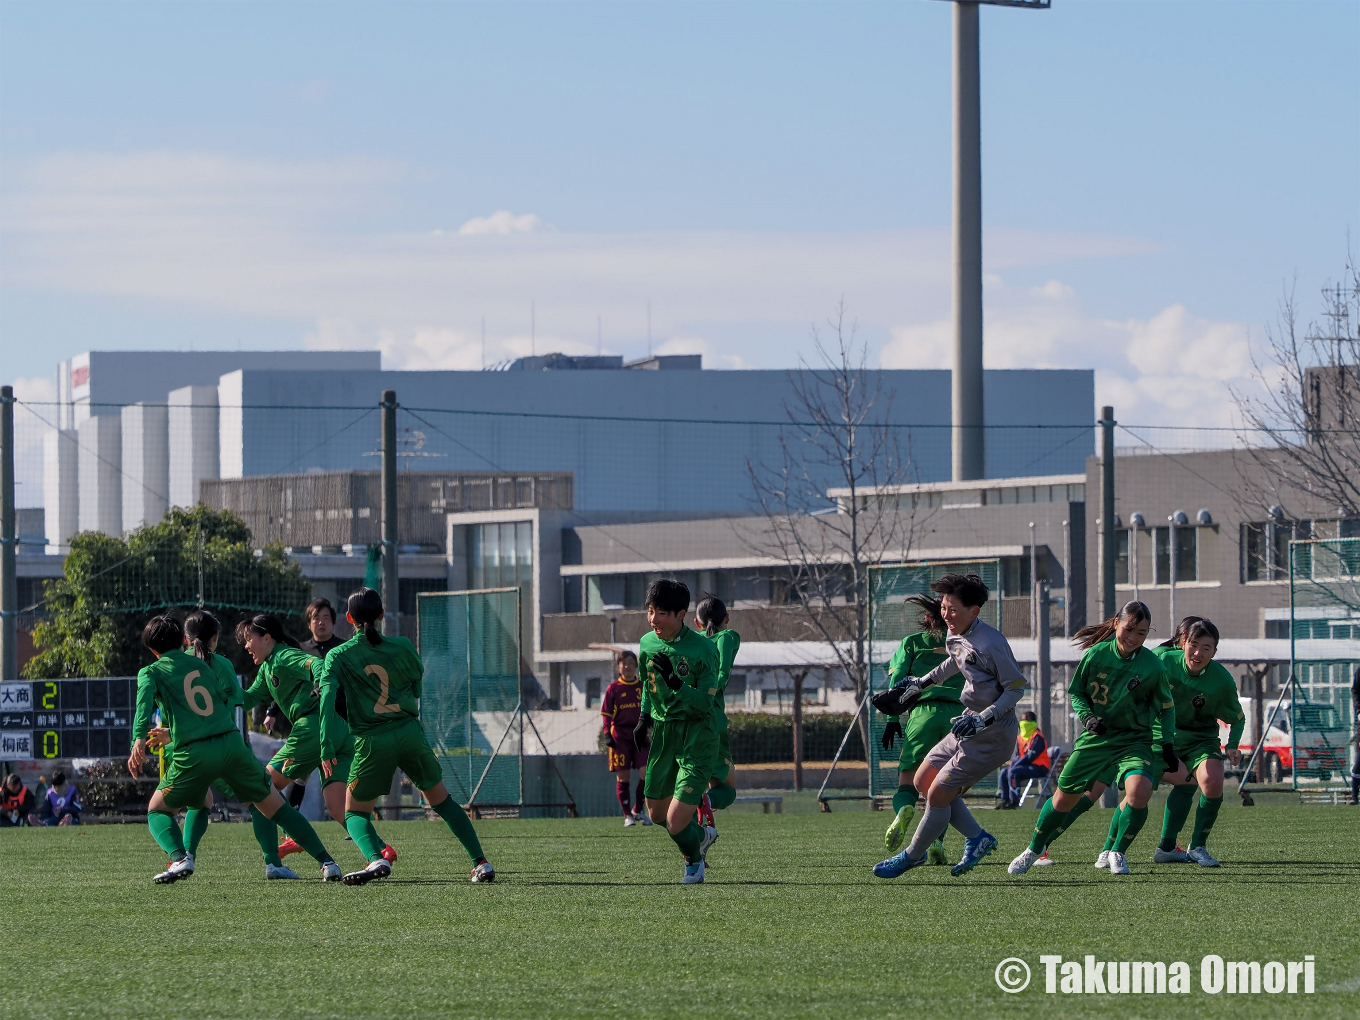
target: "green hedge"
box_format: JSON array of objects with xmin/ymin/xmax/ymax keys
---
[{"xmin": 727, "ymin": 712, "xmax": 865, "ymax": 764}]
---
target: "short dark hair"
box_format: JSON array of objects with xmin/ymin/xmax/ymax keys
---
[
  {"xmin": 142, "ymin": 615, "xmax": 184, "ymax": 655},
  {"xmin": 1020, "ymin": 711, "xmax": 1037, "ymax": 722},
  {"xmin": 645, "ymin": 578, "xmax": 690, "ymax": 615},
  {"xmin": 52, "ymin": 770, "xmax": 67, "ymax": 785},
  {"xmin": 305, "ymin": 598, "xmax": 337, "ymax": 625},
  {"xmin": 615, "ymin": 649, "xmax": 638, "ymax": 667},
  {"xmin": 930, "ymin": 573, "xmax": 989, "ymax": 608}
]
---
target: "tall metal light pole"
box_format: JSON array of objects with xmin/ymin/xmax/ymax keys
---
[
  {"xmin": 946, "ymin": 0, "xmax": 1049, "ymax": 482},
  {"xmin": 381, "ymin": 390, "xmax": 399, "ymax": 635},
  {"xmin": 0, "ymin": 386, "xmax": 15, "ymax": 680}
]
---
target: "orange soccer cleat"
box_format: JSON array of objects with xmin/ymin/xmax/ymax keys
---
[
  {"xmin": 380, "ymin": 844, "xmax": 398, "ymax": 863},
  {"xmin": 277, "ymin": 836, "xmax": 303, "ymax": 858}
]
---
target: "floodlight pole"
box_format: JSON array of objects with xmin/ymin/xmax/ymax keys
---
[
  {"xmin": 0, "ymin": 386, "xmax": 15, "ymax": 681},
  {"xmin": 381, "ymin": 389, "xmax": 400, "ymax": 635}
]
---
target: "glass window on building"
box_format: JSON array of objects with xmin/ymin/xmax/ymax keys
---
[
  {"xmin": 469, "ymin": 521, "xmax": 534, "ymax": 590},
  {"xmin": 585, "ymin": 676, "xmax": 602, "ymax": 709},
  {"xmin": 1115, "ymin": 529, "xmax": 1130, "ymax": 585}
]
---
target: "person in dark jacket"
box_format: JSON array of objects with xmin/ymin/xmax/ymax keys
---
[
  {"xmin": 998, "ymin": 711, "xmax": 1051, "ymax": 808},
  {"xmin": 1, "ymin": 773, "xmax": 38, "ymax": 827}
]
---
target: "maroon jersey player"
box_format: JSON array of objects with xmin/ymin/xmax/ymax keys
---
[{"xmin": 601, "ymin": 651, "xmax": 651, "ymax": 826}]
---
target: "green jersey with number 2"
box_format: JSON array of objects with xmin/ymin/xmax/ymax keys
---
[{"xmin": 318, "ymin": 633, "xmax": 424, "ymax": 760}]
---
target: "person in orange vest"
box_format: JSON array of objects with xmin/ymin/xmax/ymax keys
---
[{"xmin": 998, "ymin": 711, "xmax": 1050, "ymax": 809}]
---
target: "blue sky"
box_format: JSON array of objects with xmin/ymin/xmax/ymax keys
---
[{"xmin": 1, "ymin": 0, "xmax": 1356, "ymax": 429}]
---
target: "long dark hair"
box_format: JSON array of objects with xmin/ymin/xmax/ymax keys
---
[
  {"xmin": 348, "ymin": 587, "xmax": 384, "ymax": 645},
  {"xmin": 1178, "ymin": 617, "xmax": 1220, "ymax": 649},
  {"xmin": 1160, "ymin": 615, "xmax": 1204, "ymax": 648},
  {"xmin": 906, "ymin": 593, "xmax": 946, "ymax": 635},
  {"xmin": 142, "ymin": 615, "xmax": 183, "ymax": 655},
  {"xmin": 236, "ymin": 613, "xmax": 300, "ymax": 649},
  {"xmin": 1074, "ymin": 600, "xmax": 1152, "ymax": 650},
  {"xmin": 183, "ymin": 610, "xmax": 220, "ymax": 661},
  {"xmin": 695, "ymin": 595, "xmax": 728, "ymax": 637}
]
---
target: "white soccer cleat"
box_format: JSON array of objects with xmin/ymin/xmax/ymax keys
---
[
  {"xmin": 266, "ymin": 863, "xmax": 300, "ymax": 880},
  {"xmin": 681, "ymin": 859, "xmax": 705, "ymax": 884},
  {"xmin": 636, "ymin": 811, "xmax": 654, "ymax": 826},
  {"xmin": 699, "ymin": 824, "xmax": 720, "ymax": 858},
  {"xmin": 343, "ymin": 859, "xmax": 392, "ymax": 885},
  {"xmin": 320, "ymin": 862, "xmax": 343, "ymax": 882},
  {"xmin": 153, "ymin": 854, "xmax": 195, "ymax": 885},
  {"xmin": 1107, "ymin": 851, "xmax": 1130, "ymax": 875},
  {"xmin": 470, "ymin": 860, "xmax": 496, "ymax": 883},
  {"xmin": 1008, "ymin": 848, "xmax": 1042, "ymax": 875},
  {"xmin": 1153, "ymin": 844, "xmax": 1191, "ymax": 864},
  {"xmin": 1187, "ymin": 846, "xmax": 1220, "ymax": 868},
  {"xmin": 1094, "ymin": 850, "xmax": 1110, "ymax": 869},
  {"xmin": 1033, "ymin": 850, "xmax": 1055, "ymax": 867},
  {"xmin": 623, "ymin": 814, "xmax": 636, "ymax": 827}
]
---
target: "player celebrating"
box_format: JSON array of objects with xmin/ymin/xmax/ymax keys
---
[
  {"xmin": 1149, "ymin": 617, "xmax": 1245, "ymax": 867},
  {"xmin": 129, "ymin": 611, "xmax": 341, "ymax": 884},
  {"xmin": 1010, "ymin": 600, "xmax": 1173, "ymax": 877},
  {"xmin": 601, "ymin": 650, "xmax": 651, "ymax": 826},
  {"xmin": 635, "ymin": 579, "xmax": 721, "ymax": 884},
  {"xmin": 872, "ymin": 574, "xmax": 1024, "ymax": 879},
  {"xmin": 694, "ymin": 595, "xmax": 739, "ymax": 830},
  {"xmin": 876, "ymin": 593, "xmax": 957, "ymax": 864},
  {"xmin": 318, "ymin": 587, "xmax": 494, "ymax": 885}
]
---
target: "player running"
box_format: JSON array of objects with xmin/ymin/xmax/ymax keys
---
[
  {"xmin": 876, "ymin": 593, "xmax": 957, "ymax": 865},
  {"xmin": 635, "ymin": 579, "xmax": 721, "ymax": 885},
  {"xmin": 129, "ymin": 611, "xmax": 341, "ymax": 884},
  {"xmin": 318, "ymin": 587, "xmax": 493, "ymax": 885},
  {"xmin": 1010, "ymin": 600, "xmax": 1174, "ymax": 877},
  {"xmin": 601, "ymin": 650, "xmax": 651, "ymax": 826},
  {"xmin": 694, "ymin": 596, "xmax": 739, "ymax": 831},
  {"xmin": 872, "ymin": 574, "xmax": 1025, "ymax": 879}
]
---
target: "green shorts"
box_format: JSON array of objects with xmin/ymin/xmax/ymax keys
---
[
  {"xmin": 1057, "ymin": 735, "xmax": 1154, "ymax": 795},
  {"xmin": 158, "ymin": 732, "xmax": 273, "ymax": 810},
  {"xmin": 1175, "ymin": 734, "xmax": 1226, "ymax": 774},
  {"xmin": 710, "ymin": 729, "xmax": 733, "ymax": 784},
  {"xmin": 268, "ymin": 714, "xmax": 355, "ymax": 787},
  {"xmin": 897, "ymin": 699, "xmax": 960, "ymax": 773},
  {"xmin": 347, "ymin": 718, "xmax": 444, "ymax": 802},
  {"xmin": 644, "ymin": 718, "xmax": 718, "ymax": 806}
]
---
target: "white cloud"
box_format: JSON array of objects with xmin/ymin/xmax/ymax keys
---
[{"xmin": 457, "ymin": 210, "xmax": 552, "ymax": 236}]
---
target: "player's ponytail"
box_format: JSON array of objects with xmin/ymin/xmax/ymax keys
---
[
  {"xmin": 183, "ymin": 610, "xmax": 221, "ymax": 661},
  {"xmin": 1073, "ymin": 600, "xmax": 1151, "ymax": 650},
  {"xmin": 1161, "ymin": 615, "xmax": 1204, "ymax": 647},
  {"xmin": 695, "ymin": 595, "xmax": 728, "ymax": 637},
  {"xmin": 237, "ymin": 612, "xmax": 300, "ymax": 649},
  {"xmin": 905, "ymin": 593, "xmax": 946, "ymax": 636},
  {"xmin": 348, "ymin": 586, "xmax": 385, "ymax": 645}
]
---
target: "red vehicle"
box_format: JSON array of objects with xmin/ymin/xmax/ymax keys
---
[{"xmin": 1227, "ymin": 697, "xmax": 1351, "ymax": 783}]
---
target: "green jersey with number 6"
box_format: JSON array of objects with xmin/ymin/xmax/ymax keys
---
[
  {"xmin": 318, "ymin": 632, "xmax": 423, "ymax": 760},
  {"xmin": 132, "ymin": 650, "xmax": 243, "ymax": 747}
]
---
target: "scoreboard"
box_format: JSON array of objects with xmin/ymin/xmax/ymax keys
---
[{"xmin": 0, "ymin": 679, "xmax": 135, "ymax": 760}]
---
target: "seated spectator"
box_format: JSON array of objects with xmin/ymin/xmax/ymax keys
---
[
  {"xmin": 40, "ymin": 770, "xmax": 81, "ymax": 826},
  {"xmin": 998, "ymin": 711, "xmax": 1050, "ymax": 809},
  {"xmin": 1, "ymin": 773, "xmax": 38, "ymax": 827}
]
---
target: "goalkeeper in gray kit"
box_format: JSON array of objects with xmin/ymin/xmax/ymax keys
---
[{"xmin": 872, "ymin": 573, "xmax": 1027, "ymax": 878}]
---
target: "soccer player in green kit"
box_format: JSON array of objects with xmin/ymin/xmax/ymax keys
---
[
  {"xmin": 693, "ymin": 595, "xmax": 738, "ymax": 830},
  {"xmin": 128, "ymin": 611, "xmax": 342, "ymax": 884},
  {"xmin": 1009, "ymin": 600, "xmax": 1175, "ymax": 877},
  {"xmin": 318, "ymin": 587, "xmax": 494, "ymax": 885},
  {"xmin": 876, "ymin": 594, "xmax": 956, "ymax": 864},
  {"xmin": 634, "ymin": 578, "xmax": 721, "ymax": 885}
]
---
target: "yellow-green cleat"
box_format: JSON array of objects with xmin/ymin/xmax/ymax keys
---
[
  {"xmin": 884, "ymin": 806, "xmax": 913, "ymax": 852},
  {"xmin": 927, "ymin": 837, "xmax": 949, "ymax": 865}
]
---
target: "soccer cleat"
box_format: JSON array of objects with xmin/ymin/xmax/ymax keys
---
[
  {"xmin": 343, "ymin": 859, "xmax": 392, "ymax": 885},
  {"xmin": 470, "ymin": 860, "xmax": 496, "ymax": 883},
  {"xmin": 926, "ymin": 837, "xmax": 949, "ymax": 866},
  {"xmin": 623, "ymin": 814, "xmax": 636, "ymax": 827},
  {"xmin": 1153, "ymin": 844, "xmax": 1191, "ymax": 864},
  {"xmin": 1187, "ymin": 846, "xmax": 1220, "ymax": 868},
  {"xmin": 950, "ymin": 831, "xmax": 998, "ymax": 876},
  {"xmin": 1034, "ymin": 850, "xmax": 1055, "ymax": 867},
  {"xmin": 380, "ymin": 844, "xmax": 398, "ymax": 863},
  {"xmin": 699, "ymin": 824, "xmax": 720, "ymax": 859},
  {"xmin": 884, "ymin": 806, "xmax": 913, "ymax": 852},
  {"xmin": 635, "ymin": 811, "xmax": 654, "ymax": 827},
  {"xmin": 153, "ymin": 854, "xmax": 195, "ymax": 885},
  {"xmin": 265, "ymin": 863, "xmax": 300, "ymax": 880},
  {"xmin": 277, "ymin": 836, "xmax": 303, "ymax": 858},
  {"xmin": 1108, "ymin": 851, "xmax": 1130, "ymax": 875},
  {"xmin": 872, "ymin": 849, "xmax": 928, "ymax": 879},
  {"xmin": 681, "ymin": 859, "xmax": 705, "ymax": 884},
  {"xmin": 1008, "ymin": 847, "xmax": 1042, "ymax": 875},
  {"xmin": 698, "ymin": 793, "xmax": 715, "ymax": 828},
  {"xmin": 1094, "ymin": 850, "xmax": 1111, "ymax": 869},
  {"xmin": 321, "ymin": 862, "xmax": 343, "ymax": 882}
]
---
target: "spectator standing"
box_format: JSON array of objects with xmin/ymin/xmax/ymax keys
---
[
  {"xmin": 40, "ymin": 770, "xmax": 81, "ymax": 826},
  {"xmin": 997, "ymin": 711, "xmax": 1051, "ymax": 809},
  {"xmin": 1, "ymin": 773, "xmax": 38, "ymax": 827},
  {"xmin": 601, "ymin": 650, "xmax": 650, "ymax": 826},
  {"xmin": 301, "ymin": 598, "xmax": 346, "ymax": 659}
]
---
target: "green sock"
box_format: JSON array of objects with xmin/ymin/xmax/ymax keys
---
[
  {"xmin": 1189, "ymin": 794, "xmax": 1223, "ymax": 849},
  {"xmin": 430, "ymin": 795, "xmax": 485, "ymax": 863},
  {"xmin": 892, "ymin": 784, "xmax": 918, "ymax": 814},
  {"xmin": 708, "ymin": 784, "xmax": 737, "ymax": 811},
  {"xmin": 250, "ymin": 807, "xmax": 282, "ymax": 867},
  {"xmin": 1027, "ymin": 799, "xmax": 1066, "ymax": 853},
  {"xmin": 272, "ymin": 803, "xmax": 333, "ymax": 865},
  {"xmin": 1159, "ymin": 785, "xmax": 1196, "ymax": 851},
  {"xmin": 147, "ymin": 811, "xmax": 187, "ymax": 861},
  {"xmin": 1114, "ymin": 804, "xmax": 1149, "ymax": 853},
  {"xmin": 672, "ymin": 817, "xmax": 704, "ymax": 864},
  {"xmin": 345, "ymin": 810, "xmax": 386, "ymax": 863},
  {"xmin": 1102, "ymin": 804, "xmax": 1124, "ymax": 852},
  {"xmin": 1051, "ymin": 794, "xmax": 1095, "ymax": 843},
  {"xmin": 183, "ymin": 808, "xmax": 210, "ymax": 857}
]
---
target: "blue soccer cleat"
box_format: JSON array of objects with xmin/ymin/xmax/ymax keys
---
[
  {"xmin": 950, "ymin": 830, "xmax": 998, "ymax": 876},
  {"xmin": 873, "ymin": 849, "xmax": 928, "ymax": 879}
]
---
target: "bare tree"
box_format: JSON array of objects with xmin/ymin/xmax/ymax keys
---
[{"xmin": 747, "ymin": 303, "xmax": 923, "ymax": 728}]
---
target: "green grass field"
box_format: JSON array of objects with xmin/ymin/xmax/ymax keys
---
[{"xmin": 4, "ymin": 797, "xmax": 1358, "ymax": 1020}]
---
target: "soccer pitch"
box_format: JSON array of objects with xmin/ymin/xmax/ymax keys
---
[{"xmin": 4, "ymin": 799, "xmax": 1357, "ymax": 1020}]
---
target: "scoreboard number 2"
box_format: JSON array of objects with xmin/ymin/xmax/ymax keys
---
[{"xmin": 42, "ymin": 682, "xmax": 58, "ymax": 710}]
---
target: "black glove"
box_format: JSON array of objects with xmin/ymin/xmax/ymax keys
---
[
  {"xmin": 881, "ymin": 720, "xmax": 903, "ymax": 751},
  {"xmin": 951, "ymin": 713, "xmax": 983, "ymax": 740},
  {"xmin": 871, "ymin": 679, "xmax": 924, "ymax": 717},
  {"xmin": 1162, "ymin": 743, "xmax": 1179, "ymax": 771},
  {"xmin": 633, "ymin": 714, "xmax": 653, "ymax": 750},
  {"xmin": 605, "ymin": 732, "xmax": 618, "ymax": 751},
  {"xmin": 1083, "ymin": 714, "xmax": 1107, "ymax": 736},
  {"xmin": 651, "ymin": 652, "xmax": 682, "ymax": 691}
]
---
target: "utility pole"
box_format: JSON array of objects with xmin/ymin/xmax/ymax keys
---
[
  {"xmin": 0, "ymin": 386, "xmax": 15, "ymax": 680},
  {"xmin": 1099, "ymin": 405, "xmax": 1117, "ymax": 621},
  {"xmin": 1037, "ymin": 581, "xmax": 1051, "ymax": 738},
  {"xmin": 381, "ymin": 389, "xmax": 400, "ymax": 635}
]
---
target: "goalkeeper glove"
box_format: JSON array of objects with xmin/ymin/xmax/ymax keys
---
[
  {"xmin": 871, "ymin": 678, "xmax": 924, "ymax": 717},
  {"xmin": 651, "ymin": 652, "xmax": 683, "ymax": 691},
  {"xmin": 605, "ymin": 732, "xmax": 618, "ymax": 751},
  {"xmin": 1083, "ymin": 714, "xmax": 1107, "ymax": 736},
  {"xmin": 633, "ymin": 714, "xmax": 654, "ymax": 750},
  {"xmin": 1161, "ymin": 743, "xmax": 1179, "ymax": 771},
  {"xmin": 881, "ymin": 720, "xmax": 903, "ymax": 751},
  {"xmin": 951, "ymin": 713, "xmax": 984, "ymax": 740}
]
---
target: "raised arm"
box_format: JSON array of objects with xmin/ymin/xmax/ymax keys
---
[{"xmin": 917, "ymin": 655, "xmax": 961, "ymax": 690}]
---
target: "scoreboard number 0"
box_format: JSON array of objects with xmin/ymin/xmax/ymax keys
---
[{"xmin": 43, "ymin": 730, "xmax": 60, "ymax": 758}]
